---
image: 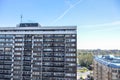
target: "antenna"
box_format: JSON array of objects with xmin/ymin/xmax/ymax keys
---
[{"xmin": 20, "ymin": 14, "xmax": 23, "ymax": 23}]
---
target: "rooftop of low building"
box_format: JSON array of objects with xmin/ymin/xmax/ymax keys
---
[{"xmin": 94, "ymin": 55, "xmax": 120, "ymax": 68}]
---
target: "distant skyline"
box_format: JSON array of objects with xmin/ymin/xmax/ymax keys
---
[{"xmin": 0, "ymin": 0, "xmax": 120, "ymax": 49}]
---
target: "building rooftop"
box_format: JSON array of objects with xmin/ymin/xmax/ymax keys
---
[
  {"xmin": 0, "ymin": 23, "xmax": 77, "ymax": 29},
  {"xmin": 0, "ymin": 23, "xmax": 77, "ymax": 35},
  {"xmin": 94, "ymin": 55, "xmax": 120, "ymax": 68}
]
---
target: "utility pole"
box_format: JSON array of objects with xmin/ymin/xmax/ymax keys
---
[{"xmin": 21, "ymin": 14, "xmax": 23, "ymax": 23}]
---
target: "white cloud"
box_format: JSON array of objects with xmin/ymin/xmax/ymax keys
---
[
  {"xmin": 77, "ymin": 21, "xmax": 120, "ymax": 49},
  {"xmin": 79, "ymin": 21, "xmax": 120, "ymax": 32},
  {"xmin": 77, "ymin": 39, "xmax": 120, "ymax": 49},
  {"xmin": 81, "ymin": 21, "xmax": 120, "ymax": 28}
]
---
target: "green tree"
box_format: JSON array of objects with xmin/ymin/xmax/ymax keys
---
[{"xmin": 77, "ymin": 51, "xmax": 93, "ymax": 68}]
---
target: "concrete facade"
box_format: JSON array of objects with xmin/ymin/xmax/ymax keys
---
[{"xmin": 0, "ymin": 23, "xmax": 77, "ymax": 80}]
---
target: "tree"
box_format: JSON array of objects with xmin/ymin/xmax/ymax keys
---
[{"xmin": 77, "ymin": 51, "xmax": 93, "ymax": 68}]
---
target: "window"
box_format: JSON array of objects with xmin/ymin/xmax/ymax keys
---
[
  {"xmin": 33, "ymin": 53, "xmax": 38, "ymax": 55},
  {"xmin": 6, "ymin": 35, "xmax": 13, "ymax": 37},
  {"xmin": 4, "ymin": 56, "xmax": 12, "ymax": 60},
  {"xmin": 72, "ymin": 34, "xmax": 76, "ymax": 37},
  {"xmin": 34, "ymin": 39, "xmax": 43, "ymax": 41},
  {"xmin": 0, "ymin": 35, "xmax": 5, "ymax": 37},
  {"xmin": 15, "ymin": 39, "xmax": 23, "ymax": 41},
  {"xmin": 65, "ymin": 53, "xmax": 76, "ymax": 56},
  {"xmin": 34, "ymin": 34, "xmax": 42, "ymax": 37},
  {"xmin": 67, "ymin": 63, "xmax": 76, "ymax": 66},
  {"xmin": 33, "ymin": 72, "xmax": 39, "ymax": 75},
  {"xmin": 6, "ymin": 39, "xmax": 13, "ymax": 41},
  {"xmin": 0, "ymin": 43, "xmax": 4, "ymax": 46},
  {"xmin": 44, "ymin": 39, "xmax": 53, "ymax": 42},
  {"xmin": 44, "ymin": 34, "xmax": 53, "ymax": 37},
  {"xmin": 65, "ymin": 34, "xmax": 71, "ymax": 37},
  {"xmin": 66, "ymin": 43, "xmax": 75, "ymax": 47},
  {"xmin": 34, "ymin": 62, "xmax": 41, "ymax": 65},
  {"xmin": 33, "ymin": 48, "xmax": 41, "ymax": 51},
  {"xmin": 6, "ymin": 43, "xmax": 13, "ymax": 46},
  {"xmin": 15, "ymin": 43, "xmax": 23, "ymax": 46},
  {"xmin": 65, "ymin": 73, "xmax": 76, "ymax": 77},
  {"xmin": 54, "ymin": 39, "xmax": 64, "ymax": 42},
  {"xmin": 66, "ymin": 48, "xmax": 76, "ymax": 52},
  {"xmin": 71, "ymin": 39, "xmax": 76, "ymax": 42},
  {"xmin": 14, "ymin": 66, "xmax": 21, "ymax": 69},
  {"xmin": 54, "ymin": 43, "xmax": 64, "ymax": 46},
  {"xmin": 54, "ymin": 57, "xmax": 64, "ymax": 61},
  {"xmin": 0, "ymin": 48, "xmax": 4, "ymax": 51},
  {"xmin": 54, "ymin": 48, "xmax": 64, "ymax": 51},
  {"xmin": 118, "ymin": 70, "xmax": 120, "ymax": 74},
  {"xmin": 112, "ymin": 69, "xmax": 117, "ymax": 73},
  {"xmin": 24, "ymin": 57, "xmax": 31, "ymax": 60},
  {"xmin": 43, "ymin": 43, "xmax": 52, "ymax": 46},
  {"xmin": 66, "ymin": 38, "xmax": 76, "ymax": 42},
  {"xmin": 33, "ymin": 57, "xmax": 41, "ymax": 60},
  {"xmin": 0, "ymin": 39, "xmax": 5, "ymax": 41},
  {"xmin": 66, "ymin": 58, "xmax": 76, "ymax": 61},
  {"xmin": 54, "ymin": 72, "xmax": 64, "ymax": 76},
  {"xmin": 54, "ymin": 34, "xmax": 64, "ymax": 37},
  {"xmin": 34, "ymin": 43, "xmax": 41, "ymax": 46},
  {"xmin": 14, "ymin": 71, "xmax": 21, "ymax": 74},
  {"xmin": 5, "ymin": 48, "xmax": 12, "ymax": 51},
  {"xmin": 15, "ymin": 48, "xmax": 23, "ymax": 50},
  {"xmin": 14, "ymin": 52, "xmax": 21, "ymax": 55},
  {"xmin": 43, "ymin": 48, "xmax": 53, "ymax": 51},
  {"xmin": 15, "ymin": 35, "xmax": 24, "ymax": 37},
  {"xmin": 54, "ymin": 53, "xmax": 64, "ymax": 56},
  {"xmin": 0, "ymin": 56, "xmax": 4, "ymax": 59},
  {"xmin": 14, "ymin": 57, "xmax": 21, "ymax": 60}
]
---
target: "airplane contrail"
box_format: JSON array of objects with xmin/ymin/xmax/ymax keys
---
[{"xmin": 51, "ymin": 0, "xmax": 82, "ymax": 25}]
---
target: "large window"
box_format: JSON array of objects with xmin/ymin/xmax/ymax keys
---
[{"xmin": 65, "ymin": 73, "xmax": 76, "ymax": 77}]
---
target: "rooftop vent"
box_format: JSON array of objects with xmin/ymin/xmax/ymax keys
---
[{"xmin": 18, "ymin": 23, "xmax": 40, "ymax": 27}]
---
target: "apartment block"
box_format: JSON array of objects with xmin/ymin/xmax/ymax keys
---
[
  {"xmin": 0, "ymin": 23, "xmax": 77, "ymax": 80},
  {"xmin": 93, "ymin": 55, "xmax": 120, "ymax": 80}
]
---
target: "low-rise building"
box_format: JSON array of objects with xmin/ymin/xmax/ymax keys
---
[{"xmin": 93, "ymin": 55, "xmax": 120, "ymax": 80}]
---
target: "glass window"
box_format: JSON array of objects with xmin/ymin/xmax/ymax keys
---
[
  {"xmin": 66, "ymin": 58, "xmax": 76, "ymax": 61},
  {"xmin": 65, "ymin": 73, "xmax": 76, "ymax": 77}
]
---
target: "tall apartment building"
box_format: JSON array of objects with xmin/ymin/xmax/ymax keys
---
[
  {"xmin": 0, "ymin": 23, "xmax": 77, "ymax": 80},
  {"xmin": 93, "ymin": 55, "xmax": 120, "ymax": 80}
]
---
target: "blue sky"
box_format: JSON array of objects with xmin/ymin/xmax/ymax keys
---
[{"xmin": 0, "ymin": 0, "xmax": 120, "ymax": 49}]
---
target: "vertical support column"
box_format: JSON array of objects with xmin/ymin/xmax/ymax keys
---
[
  {"xmin": 21, "ymin": 35, "xmax": 24, "ymax": 80},
  {"xmin": 64, "ymin": 34, "xmax": 66, "ymax": 79},
  {"xmin": 31, "ymin": 35, "xmax": 34, "ymax": 80},
  {"xmin": 11, "ymin": 35, "xmax": 14, "ymax": 80},
  {"xmin": 41, "ymin": 35, "xmax": 43, "ymax": 80},
  {"xmin": 75, "ymin": 34, "xmax": 77, "ymax": 79}
]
